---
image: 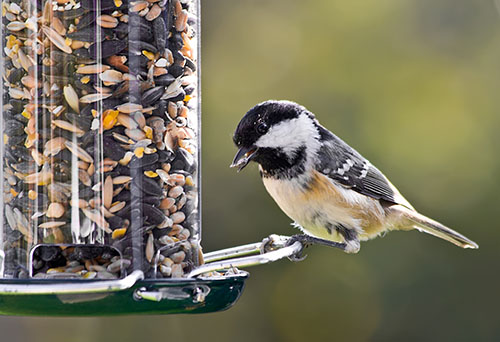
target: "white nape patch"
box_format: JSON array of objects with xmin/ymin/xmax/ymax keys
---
[{"xmin": 255, "ymin": 113, "xmax": 320, "ymax": 159}]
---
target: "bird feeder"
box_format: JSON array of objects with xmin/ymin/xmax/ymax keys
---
[{"xmin": 0, "ymin": 0, "xmax": 303, "ymax": 316}]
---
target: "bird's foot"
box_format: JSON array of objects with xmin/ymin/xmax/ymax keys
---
[
  {"xmin": 260, "ymin": 234, "xmax": 308, "ymax": 261},
  {"xmin": 343, "ymin": 240, "xmax": 360, "ymax": 254},
  {"xmin": 284, "ymin": 235, "xmax": 312, "ymax": 262},
  {"xmin": 285, "ymin": 234, "xmax": 349, "ymax": 261}
]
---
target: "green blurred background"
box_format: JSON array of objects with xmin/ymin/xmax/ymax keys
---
[{"xmin": 2, "ymin": 0, "xmax": 499, "ymax": 340}]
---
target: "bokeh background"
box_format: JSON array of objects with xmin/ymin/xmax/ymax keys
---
[{"xmin": 2, "ymin": 0, "xmax": 500, "ymax": 341}]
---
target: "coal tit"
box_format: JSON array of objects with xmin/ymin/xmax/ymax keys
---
[{"xmin": 231, "ymin": 100, "xmax": 478, "ymax": 254}]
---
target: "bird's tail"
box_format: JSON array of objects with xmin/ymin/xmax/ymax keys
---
[{"xmin": 394, "ymin": 206, "xmax": 478, "ymax": 249}]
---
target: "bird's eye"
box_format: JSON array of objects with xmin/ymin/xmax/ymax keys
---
[{"xmin": 256, "ymin": 122, "xmax": 268, "ymax": 134}]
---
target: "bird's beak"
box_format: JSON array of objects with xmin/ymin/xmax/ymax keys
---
[{"xmin": 230, "ymin": 146, "xmax": 258, "ymax": 172}]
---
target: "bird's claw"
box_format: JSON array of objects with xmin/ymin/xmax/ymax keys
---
[
  {"xmin": 285, "ymin": 234, "xmax": 310, "ymax": 262},
  {"xmin": 288, "ymin": 250, "xmax": 308, "ymax": 262},
  {"xmin": 260, "ymin": 234, "xmax": 308, "ymax": 261}
]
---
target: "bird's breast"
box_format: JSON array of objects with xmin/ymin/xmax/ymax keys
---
[{"xmin": 261, "ymin": 169, "xmax": 387, "ymax": 240}]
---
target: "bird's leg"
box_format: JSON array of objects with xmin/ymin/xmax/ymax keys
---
[
  {"xmin": 335, "ymin": 224, "xmax": 360, "ymax": 254},
  {"xmin": 285, "ymin": 234, "xmax": 348, "ymax": 262},
  {"xmin": 287, "ymin": 234, "xmax": 348, "ymax": 250}
]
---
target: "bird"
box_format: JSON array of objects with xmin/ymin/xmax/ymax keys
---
[{"xmin": 231, "ymin": 100, "xmax": 478, "ymax": 255}]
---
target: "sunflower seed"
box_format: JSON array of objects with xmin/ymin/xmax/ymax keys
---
[
  {"xmin": 141, "ymin": 86, "xmax": 165, "ymax": 106},
  {"xmin": 153, "ymin": 17, "xmax": 166, "ymax": 54},
  {"xmin": 89, "ymin": 39, "xmax": 127, "ymax": 59},
  {"xmin": 67, "ymin": 26, "xmax": 107, "ymax": 42},
  {"xmin": 77, "ymin": 12, "xmax": 97, "ymax": 30}
]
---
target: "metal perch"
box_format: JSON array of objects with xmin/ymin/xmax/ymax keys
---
[{"xmin": 189, "ymin": 235, "xmax": 303, "ymax": 278}]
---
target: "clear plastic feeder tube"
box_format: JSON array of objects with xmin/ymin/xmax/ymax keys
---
[{"xmin": 1, "ymin": 0, "xmax": 200, "ymax": 280}]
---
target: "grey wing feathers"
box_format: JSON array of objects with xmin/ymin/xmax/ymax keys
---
[{"xmin": 316, "ymin": 126, "xmax": 413, "ymax": 209}]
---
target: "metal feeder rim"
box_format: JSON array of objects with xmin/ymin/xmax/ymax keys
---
[{"xmin": 0, "ymin": 271, "xmax": 249, "ymax": 296}]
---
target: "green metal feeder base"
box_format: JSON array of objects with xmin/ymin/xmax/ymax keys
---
[
  {"xmin": 0, "ymin": 273, "xmax": 248, "ymax": 316},
  {"xmin": 0, "ymin": 235, "xmax": 303, "ymax": 316}
]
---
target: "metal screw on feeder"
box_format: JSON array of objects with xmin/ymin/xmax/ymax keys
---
[{"xmin": 0, "ymin": 0, "xmax": 302, "ymax": 316}]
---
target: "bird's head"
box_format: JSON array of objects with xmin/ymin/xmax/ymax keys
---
[{"xmin": 231, "ymin": 100, "xmax": 321, "ymax": 177}]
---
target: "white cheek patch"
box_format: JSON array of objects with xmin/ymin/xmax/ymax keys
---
[{"xmin": 255, "ymin": 113, "xmax": 320, "ymax": 156}]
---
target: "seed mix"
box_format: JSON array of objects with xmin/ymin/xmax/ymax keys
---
[{"xmin": 1, "ymin": 0, "xmax": 201, "ymax": 279}]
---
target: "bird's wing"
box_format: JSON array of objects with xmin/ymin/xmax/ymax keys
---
[{"xmin": 315, "ymin": 126, "xmax": 413, "ymax": 209}]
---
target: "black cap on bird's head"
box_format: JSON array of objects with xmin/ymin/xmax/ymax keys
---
[{"xmin": 231, "ymin": 100, "xmax": 320, "ymax": 175}]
